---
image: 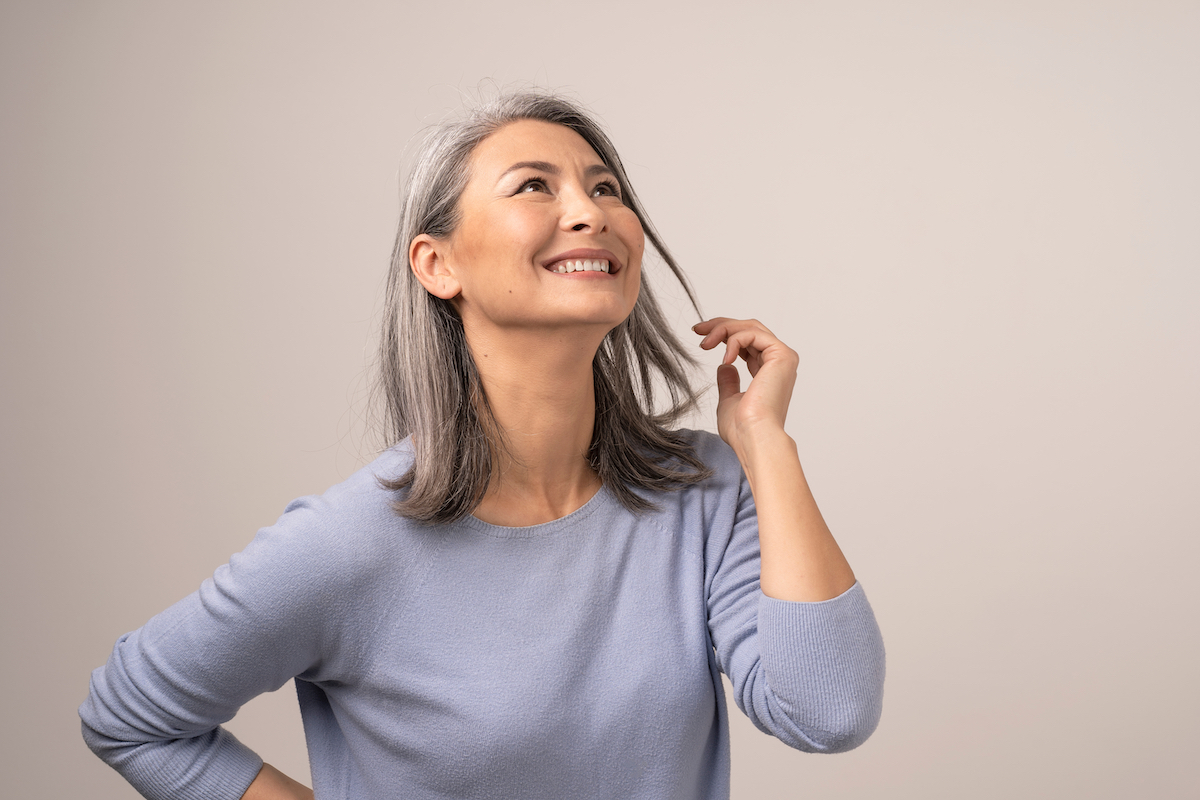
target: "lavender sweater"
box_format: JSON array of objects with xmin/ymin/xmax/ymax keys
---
[{"xmin": 80, "ymin": 431, "xmax": 884, "ymax": 799}]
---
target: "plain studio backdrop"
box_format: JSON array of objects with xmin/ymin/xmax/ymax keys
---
[{"xmin": 2, "ymin": 1, "xmax": 1196, "ymax": 797}]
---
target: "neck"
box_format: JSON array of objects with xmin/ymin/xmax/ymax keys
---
[{"xmin": 466, "ymin": 324, "xmax": 608, "ymax": 526}]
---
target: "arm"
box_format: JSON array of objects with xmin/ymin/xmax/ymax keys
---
[
  {"xmin": 693, "ymin": 317, "xmax": 855, "ymax": 602},
  {"xmin": 241, "ymin": 764, "xmax": 313, "ymax": 800},
  {"xmin": 694, "ymin": 317, "xmax": 884, "ymax": 751},
  {"xmin": 79, "ymin": 495, "xmax": 352, "ymax": 800}
]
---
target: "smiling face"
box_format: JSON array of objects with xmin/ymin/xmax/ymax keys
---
[{"xmin": 411, "ymin": 119, "xmax": 645, "ymax": 342}]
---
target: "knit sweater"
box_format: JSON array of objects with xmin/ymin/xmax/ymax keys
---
[{"xmin": 80, "ymin": 430, "xmax": 885, "ymax": 800}]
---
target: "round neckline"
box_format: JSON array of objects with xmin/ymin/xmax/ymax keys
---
[{"xmin": 460, "ymin": 483, "xmax": 613, "ymax": 539}]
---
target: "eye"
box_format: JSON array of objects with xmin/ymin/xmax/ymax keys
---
[
  {"xmin": 516, "ymin": 177, "xmax": 550, "ymax": 194},
  {"xmin": 592, "ymin": 179, "xmax": 621, "ymax": 199}
]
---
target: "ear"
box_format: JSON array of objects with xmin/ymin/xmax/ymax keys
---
[{"xmin": 410, "ymin": 234, "xmax": 462, "ymax": 300}]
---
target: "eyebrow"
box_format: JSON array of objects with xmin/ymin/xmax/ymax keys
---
[{"xmin": 498, "ymin": 161, "xmax": 616, "ymax": 180}]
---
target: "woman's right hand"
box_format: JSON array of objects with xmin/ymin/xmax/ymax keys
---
[{"xmin": 241, "ymin": 763, "xmax": 314, "ymax": 800}]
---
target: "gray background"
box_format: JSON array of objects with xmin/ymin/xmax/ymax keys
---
[{"xmin": 2, "ymin": 1, "xmax": 1197, "ymax": 797}]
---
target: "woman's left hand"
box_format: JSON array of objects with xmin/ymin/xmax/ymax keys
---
[
  {"xmin": 695, "ymin": 317, "xmax": 855, "ymax": 602},
  {"xmin": 693, "ymin": 317, "xmax": 800, "ymax": 458}
]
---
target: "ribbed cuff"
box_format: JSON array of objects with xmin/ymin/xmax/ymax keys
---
[
  {"xmin": 757, "ymin": 581, "xmax": 885, "ymax": 741},
  {"xmin": 114, "ymin": 727, "xmax": 265, "ymax": 800}
]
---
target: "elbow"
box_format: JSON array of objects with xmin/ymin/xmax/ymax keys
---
[
  {"xmin": 803, "ymin": 628, "xmax": 887, "ymax": 753},
  {"xmin": 79, "ymin": 694, "xmax": 137, "ymax": 765},
  {"xmin": 767, "ymin": 685, "xmax": 884, "ymax": 754},
  {"xmin": 80, "ymin": 717, "xmax": 129, "ymax": 763},
  {"xmin": 804, "ymin": 695, "xmax": 883, "ymax": 753},
  {"xmin": 743, "ymin": 649, "xmax": 887, "ymax": 754},
  {"xmin": 810, "ymin": 668, "xmax": 886, "ymax": 753},
  {"xmin": 79, "ymin": 664, "xmax": 152, "ymax": 767}
]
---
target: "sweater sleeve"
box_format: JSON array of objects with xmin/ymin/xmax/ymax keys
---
[
  {"xmin": 701, "ymin": 434, "xmax": 886, "ymax": 753},
  {"xmin": 78, "ymin": 489, "xmax": 376, "ymax": 800}
]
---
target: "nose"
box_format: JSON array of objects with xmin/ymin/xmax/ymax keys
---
[{"xmin": 559, "ymin": 187, "xmax": 607, "ymax": 234}]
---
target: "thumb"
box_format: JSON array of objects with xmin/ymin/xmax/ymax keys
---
[{"xmin": 716, "ymin": 363, "xmax": 741, "ymax": 403}]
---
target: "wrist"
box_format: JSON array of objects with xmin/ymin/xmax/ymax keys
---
[{"xmin": 731, "ymin": 423, "xmax": 798, "ymax": 479}]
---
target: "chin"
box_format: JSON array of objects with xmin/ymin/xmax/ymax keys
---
[{"xmin": 564, "ymin": 305, "xmax": 635, "ymax": 331}]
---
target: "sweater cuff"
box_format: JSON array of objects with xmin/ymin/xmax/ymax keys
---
[
  {"xmin": 757, "ymin": 581, "xmax": 885, "ymax": 742},
  {"xmin": 83, "ymin": 723, "xmax": 265, "ymax": 800}
]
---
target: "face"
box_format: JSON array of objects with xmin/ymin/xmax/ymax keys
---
[{"xmin": 417, "ymin": 119, "xmax": 644, "ymax": 341}]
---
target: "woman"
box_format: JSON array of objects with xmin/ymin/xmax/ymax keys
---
[{"xmin": 80, "ymin": 92, "xmax": 885, "ymax": 800}]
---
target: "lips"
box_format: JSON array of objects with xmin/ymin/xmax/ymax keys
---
[{"xmin": 542, "ymin": 248, "xmax": 621, "ymax": 275}]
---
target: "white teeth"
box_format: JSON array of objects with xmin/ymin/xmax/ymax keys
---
[
  {"xmin": 549, "ymin": 262, "xmax": 614, "ymax": 278},
  {"xmin": 550, "ymin": 259, "xmax": 611, "ymax": 274}
]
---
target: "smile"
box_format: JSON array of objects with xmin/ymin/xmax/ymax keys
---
[
  {"xmin": 542, "ymin": 248, "xmax": 622, "ymax": 276},
  {"xmin": 548, "ymin": 259, "xmax": 610, "ymax": 274}
]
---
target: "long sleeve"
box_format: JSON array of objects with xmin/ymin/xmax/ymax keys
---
[
  {"xmin": 78, "ymin": 470, "xmax": 404, "ymax": 800},
  {"xmin": 699, "ymin": 433, "xmax": 886, "ymax": 753}
]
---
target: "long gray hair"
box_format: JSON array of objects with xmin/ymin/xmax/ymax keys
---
[{"xmin": 378, "ymin": 91, "xmax": 711, "ymax": 522}]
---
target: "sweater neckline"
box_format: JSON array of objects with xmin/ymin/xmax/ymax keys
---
[{"xmin": 459, "ymin": 484, "xmax": 613, "ymax": 539}]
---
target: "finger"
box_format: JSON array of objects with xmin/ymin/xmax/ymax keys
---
[
  {"xmin": 722, "ymin": 340, "xmax": 737, "ymax": 365},
  {"xmin": 696, "ymin": 317, "xmax": 773, "ymax": 351},
  {"xmin": 694, "ymin": 319, "xmax": 734, "ymax": 350},
  {"xmin": 722, "ymin": 329, "xmax": 780, "ymax": 370},
  {"xmin": 712, "ymin": 318, "xmax": 773, "ymax": 339},
  {"xmin": 698, "ymin": 318, "xmax": 780, "ymax": 350},
  {"xmin": 693, "ymin": 317, "xmax": 735, "ymax": 334},
  {"xmin": 743, "ymin": 346, "xmax": 763, "ymax": 377},
  {"xmin": 715, "ymin": 363, "xmax": 741, "ymax": 403}
]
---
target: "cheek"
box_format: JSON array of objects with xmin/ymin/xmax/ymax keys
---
[
  {"xmin": 500, "ymin": 206, "xmax": 557, "ymax": 256},
  {"xmin": 456, "ymin": 207, "xmax": 550, "ymax": 265},
  {"xmin": 619, "ymin": 216, "xmax": 645, "ymax": 303},
  {"xmin": 615, "ymin": 211, "xmax": 646, "ymax": 264}
]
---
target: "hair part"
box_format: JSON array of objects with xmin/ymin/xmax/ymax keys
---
[{"xmin": 377, "ymin": 91, "xmax": 711, "ymax": 523}]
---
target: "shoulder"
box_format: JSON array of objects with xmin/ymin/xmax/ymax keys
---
[
  {"xmin": 284, "ymin": 440, "xmax": 415, "ymax": 529},
  {"xmin": 229, "ymin": 440, "xmax": 430, "ymax": 590},
  {"xmin": 635, "ymin": 429, "xmax": 748, "ymax": 530},
  {"xmin": 677, "ymin": 428, "xmax": 738, "ymax": 468},
  {"xmin": 676, "ymin": 428, "xmax": 746, "ymax": 492}
]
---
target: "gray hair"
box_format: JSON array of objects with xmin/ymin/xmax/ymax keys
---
[{"xmin": 377, "ymin": 91, "xmax": 710, "ymax": 522}]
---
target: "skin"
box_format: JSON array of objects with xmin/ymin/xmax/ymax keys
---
[
  {"xmin": 240, "ymin": 119, "xmax": 855, "ymax": 799},
  {"xmin": 410, "ymin": 119, "xmax": 645, "ymax": 525},
  {"xmin": 241, "ymin": 763, "xmax": 313, "ymax": 800},
  {"xmin": 694, "ymin": 317, "xmax": 856, "ymax": 601}
]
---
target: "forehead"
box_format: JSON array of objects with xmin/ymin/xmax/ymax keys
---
[{"xmin": 467, "ymin": 119, "xmax": 605, "ymax": 178}]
